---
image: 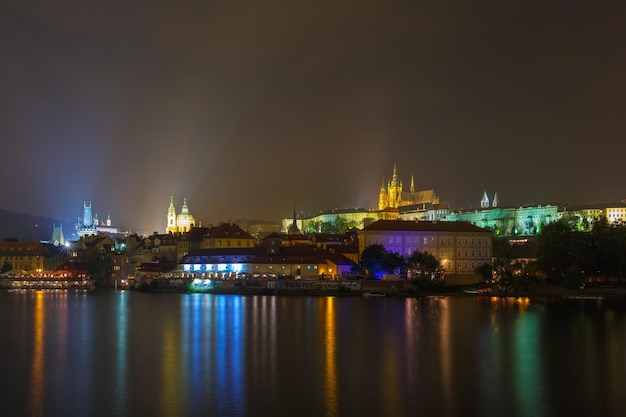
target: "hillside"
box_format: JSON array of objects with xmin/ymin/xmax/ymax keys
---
[{"xmin": 0, "ymin": 209, "xmax": 69, "ymax": 242}]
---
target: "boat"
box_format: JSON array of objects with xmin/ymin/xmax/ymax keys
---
[{"xmin": 463, "ymin": 288, "xmax": 491, "ymax": 295}]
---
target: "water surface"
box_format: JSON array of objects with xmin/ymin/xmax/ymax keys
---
[{"xmin": 1, "ymin": 290, "xmax": 625, "ymax": 417}]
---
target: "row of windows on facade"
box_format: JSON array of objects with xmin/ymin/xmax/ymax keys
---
[
  {"xmin": 1, "ymin": 255, "xmax": 41, "ymax": 261},
  {"xmin": 386, "ymin": 246, "xmax": 490, "ymax": 258},
  {"xmin": 0, "ymin": 246, "xmax": 41, "ymax": 252},
  {"xmin": 189, "ymin": 264, "xmax": 318, "ymax": 270},
  {"xmin": 368, "ymin": 236, "xmax": 489, "ymax": 246},
  {"xmin": 215, "ymin": 240, "xmax": 252, "ymax": 247}
]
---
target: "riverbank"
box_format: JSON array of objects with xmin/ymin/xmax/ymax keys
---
[{"xmin": 133, "ymin": 280, "xmax": 626, "ymax": 300}]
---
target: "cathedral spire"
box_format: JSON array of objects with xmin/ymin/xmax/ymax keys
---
[
  {"xmin": 391, "ymin": 163, "xmax": 399, "ymax": 186},
  {"xmin": 410, "ymin": 175, "xmax": 415, "ymax": 193},
  {"xmin": 288, "ymin": 205, "xmax": 300, "ymax": 234}
]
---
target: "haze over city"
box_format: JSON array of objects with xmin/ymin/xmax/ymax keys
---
[{"xmin": 1, "ymin": 1, "xmax": 624, "ymax": 233}]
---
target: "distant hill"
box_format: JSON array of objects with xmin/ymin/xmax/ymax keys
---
[{"xmin": 0, "ymin": 209, "xmax": 70, "ymax": 242}]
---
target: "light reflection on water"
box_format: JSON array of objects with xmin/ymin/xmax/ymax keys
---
[{"xmin": 3, "ymin": 291, "xmax": 626, "ymax": 417}]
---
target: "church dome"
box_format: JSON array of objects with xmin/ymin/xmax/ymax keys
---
[{"xmin": 176, "ymin": 198, "xmax": 195, "ymax": 232}]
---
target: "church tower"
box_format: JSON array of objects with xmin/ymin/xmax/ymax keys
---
[
  {"xmin": 481, "ymin": 191, "xmax": 490, "ymax": 208},
  {"xmin": 50, "ymin": 223, "xmax": 65, "ymax": 246},
  {"xmin": 166, "ymin": 196, "xmax": 177, "ymax": 234},
  {"xmin": 492, "ymin": 192, "xmax": 499, "ymax": 208},
  {"xmin": 83, "ymin": 202, "xmax": 93, "ymax": 227}
]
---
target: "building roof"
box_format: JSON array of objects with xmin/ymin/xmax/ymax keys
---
[
  {"xmin": 206, "ymin": 222, "xmax": 254, "ymax": 239},
  {"xmin": 180, "ymin": 245, "xmax": 357, "ymax": 267},
  {"xmin": 362, "ymin": 219, "xmax": 490, "ymax": 233},
  {"xmin": 0, "ymin": 241, "xmax": 48, "ymax": 255}
]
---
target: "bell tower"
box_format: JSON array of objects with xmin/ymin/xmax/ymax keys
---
[{"xmin": 166, "ymin": 196, "xmax": 177, "ymax": 233}]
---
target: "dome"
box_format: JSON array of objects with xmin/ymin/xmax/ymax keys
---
[{"xmin": 176, "ymin": 198, "xmax": 195, "ymax": 232}]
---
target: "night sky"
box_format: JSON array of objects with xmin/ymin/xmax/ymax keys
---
[{"xmin": 1, "ymin": 1, "xmax": 624, "ymax": 233}]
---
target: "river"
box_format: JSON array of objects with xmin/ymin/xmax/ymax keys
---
[{"xmin": 1, "ymin": 290, "xmax": 625, "ymax": 417}]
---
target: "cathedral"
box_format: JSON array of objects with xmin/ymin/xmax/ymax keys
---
[
  {"xmin": 166, "ymin": 197, "xmax": 196, "ymax": 234},
  {"xmin": 377, "ymin": 164, "xmax": 439, "ymax": 209}
]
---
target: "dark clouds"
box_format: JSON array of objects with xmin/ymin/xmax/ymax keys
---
[{"xmin": 1, "ymin": 0, "xmax": 625, "ymax": 233}]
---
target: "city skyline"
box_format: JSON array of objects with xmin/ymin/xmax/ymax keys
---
[{"xmin": 2, "ymin": 1, "xmax": 625, "ymax": 232}]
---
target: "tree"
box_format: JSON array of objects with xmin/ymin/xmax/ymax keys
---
[
  {"xmin": 80, "ymin": 247, "xmax": 112, "ymax": 287},
  {"xmin": 1, "ymin": 261, "xmax": 12, "ymax": 274},
  {"xmin": 305, "ymin": 220, "xmax": 320, "ymax": 233},
  {"xmin": 406, "ymin": 250, "xmax": 441, "ymax": 281},
  {"xmin": 536, "ymin": 220, "xmax": 585, "ymax": 282},
  {"xmin": 360, "ymin": 244, "xmax": 404, "ymax": 279},
  {"xmin": 320, "ymin": 221, "xmax": 335, "ymax": 234},
  {"xmin": 491, "ymin": 258, "xmax": 523, "ymax": 297},
  {"xmin": 474, "ymin": 262, "xmax": 492, "ymax": 283},
  {"xmin": 564, "ymin": 266, "xmax": 585, "ymax": 290},
  {"xmin": 382, "ymin": 251, "xmax": 406, "ymax": 276}
]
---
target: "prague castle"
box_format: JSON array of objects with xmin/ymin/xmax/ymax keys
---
[
  {"xmin": 378, "ymin": 164, "xmax": 439, "ymax": 209},
  {"xmin": 166, "ymin": 197, "xmax": 196, "ymax": 234}
]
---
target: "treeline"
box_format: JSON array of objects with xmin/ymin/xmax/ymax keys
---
[{"xmin": 536, "ymin": 217, "xmax": 626, "ymax": 283}]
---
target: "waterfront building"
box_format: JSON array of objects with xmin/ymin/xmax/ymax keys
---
[
  {"xmin": 200, "ymin": 222, "xmax": 255, "ymax": 249},
  {"xmin": 166, "ymin": 196, "xmax": 196, "ymax": 234},
  {"xmin": 0, "ymin": 241, "xmax": 47, "ymax": 273},
  {"xmin": 179, "ymin": 245, "xmax": 357, "ymax": 280},
  {"xmin": 358, "ymin": 219, "xmax": 492, "ymax": 276},
  {"xmin": 175, "ymin": 223, "xmax": 255, "ymax": 262}
]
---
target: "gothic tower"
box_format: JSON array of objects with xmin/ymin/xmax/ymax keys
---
[
  {"xmin": 387, "ymin": 164, "xmax": 403, "ymax": 208},
  {"xmin": 377, "ymin": 177, "xmax": 388, "ymax": 210},
  {"xmin": 83, "ymin": 202, "xmax": 93, "ymax": 227}
]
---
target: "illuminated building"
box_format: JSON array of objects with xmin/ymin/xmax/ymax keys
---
[
  {"xmin": 445, "ymin": 193, "xmax": 557, "ymax": 236},
  {"xmin": 377, "ymin": 164, "xmax": 439, "ymax": 209},
  {"xmin": 166, "ymin": 196, "xmax": 196, "ymax": 234},
  {"xmin": 176, "ymin": 222, "xmax": 255, "ymax": 262},
  {"xmin": 282, "ymin": 208, "xmax": 399, "ymax": 233},
  {"xmin": 281, "ymin": 164, "xmax": 438, "ymax": 233},
  {"xmin": 558, "ymin": 203, "xmax": 626, "ymax": 229},
  {"xmin": 76, "ymin": 201, "xmax": 120, "ymax": 238},
  {"xmin": 358, "ymin": 219, "xmax": 492, "ymax": 275},
  {"xmin": 50, "ymin": 223, "xmax": 65, "ymax": 246},
  {"xmin": 0, "ymin": 241, "xmax": 47, "ymax": 273},
  {"xmin": 398, "ymin": 203, "xmax": 450, "ymax": 222},
  {"xmin": 200, "ymin": 222, "xmax": 255, "ymax": 249},
  {"xmin": 179, "ymin": 245, "xmax": 357, "ymax": 280}
]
